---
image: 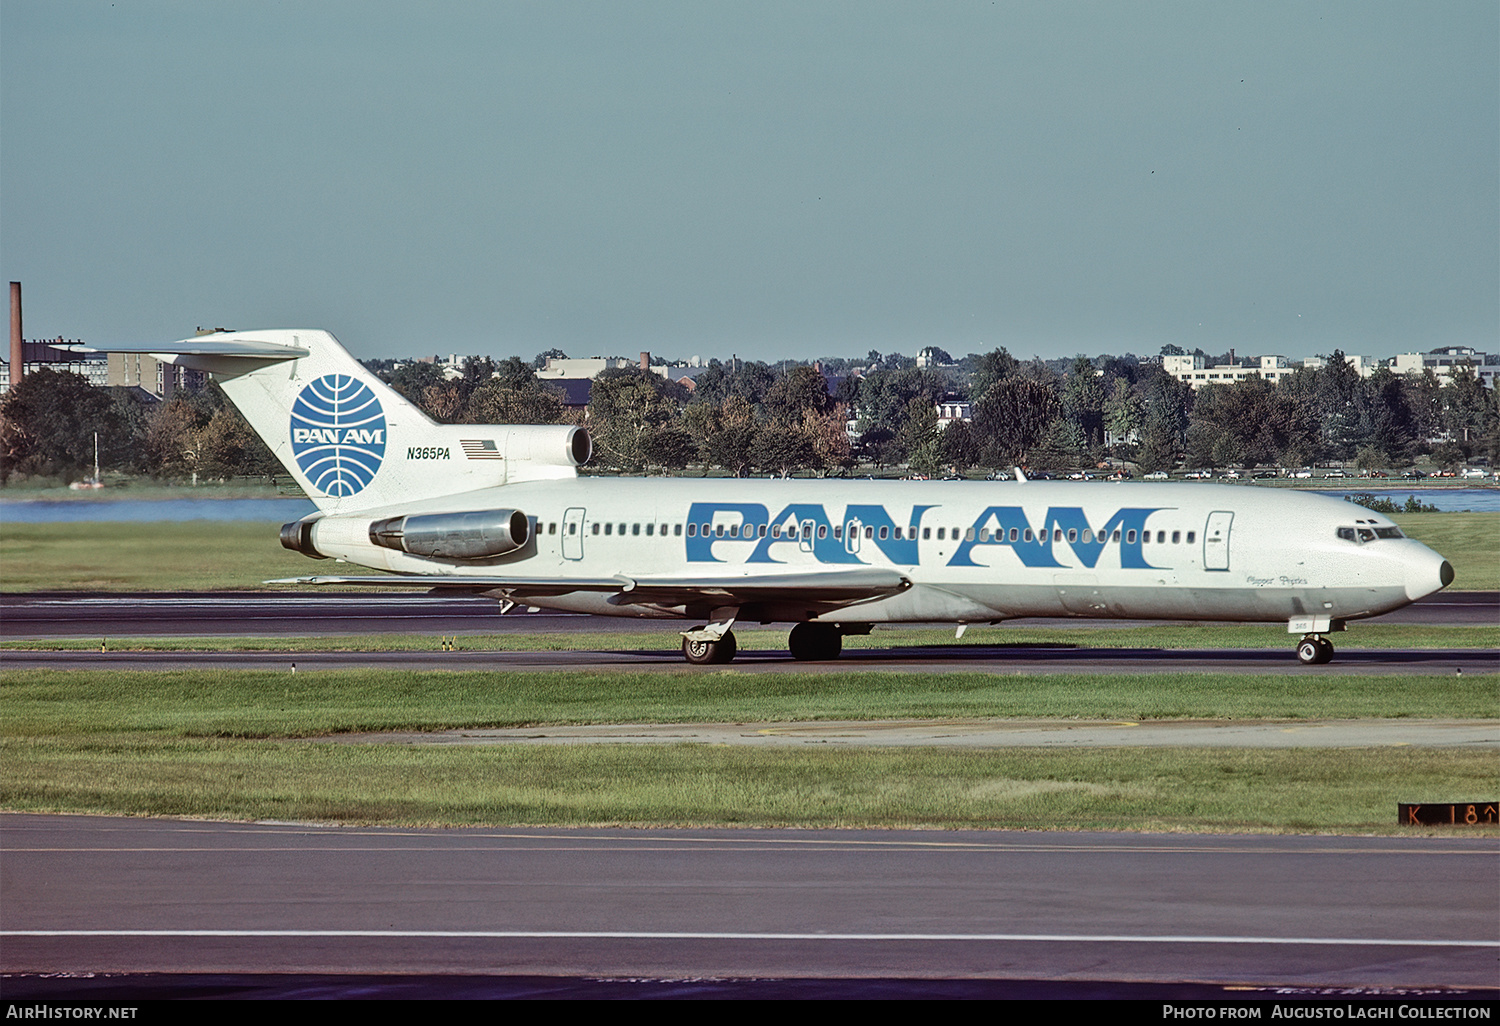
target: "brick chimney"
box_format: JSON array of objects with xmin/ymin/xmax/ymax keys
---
[
  {"xmin": 9, "ymin": 282, "xmax": 22, "ymax": 385},
  {"xmin": 639, "ymin": 351, "xmax": 650, "ymax": 370}
]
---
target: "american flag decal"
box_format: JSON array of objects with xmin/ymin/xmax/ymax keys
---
[{"xmin": 460, "ymin": 439, "xmax": 503, "ymax": 460}]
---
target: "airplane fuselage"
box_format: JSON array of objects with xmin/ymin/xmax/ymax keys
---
[{"xmin": 298, "ymin": 477, "xmax": 1449, "ymax": 628}]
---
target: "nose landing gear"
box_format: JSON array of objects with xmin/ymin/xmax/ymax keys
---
[{"xmin": 1296, "ymin": 635, "xmax": 1335, "ymax": 665}]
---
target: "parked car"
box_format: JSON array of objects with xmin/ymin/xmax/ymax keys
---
[
  {"xmin": 1323, "ymin": 470, "xmax": 1346, "ymax": 479},
  {"xmin": 1220, "ymin": 470, "xmax": 1242, "ymax": 480},
  {"xmin": 1400, "ymin": 469, "xmax": 1424, "ymax": 479},
  {"xmin": 1183, "ymin": 470, "xmax": 1213, "ymax": 480},
  {"xmin": 1291, "ymin": 469, "xmax": 1313, "ymax": 479},
  {"xmin": 1143, "ymin": 470, "xmax": 1170, "ymax": 481},
  {"xmin": 1460, "ymin": 467, "xmax": 1488, "ymax": 479},
  {"xmin": 1252, "ymin": 470, "xmax": 1277, "ymax": 479}
]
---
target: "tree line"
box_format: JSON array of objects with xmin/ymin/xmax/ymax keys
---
[{"xmin": 2, "ymin": 348, "xmax": 1495, "ymax": 485}]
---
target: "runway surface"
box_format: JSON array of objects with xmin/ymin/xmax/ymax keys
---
[
  {"xmin": 3, "ymin": 815, "xmax": 1496, "ymax": 989},
  {"xmin": 4, "ymin": 645, "xmax": 1495, "ymax": 675}
]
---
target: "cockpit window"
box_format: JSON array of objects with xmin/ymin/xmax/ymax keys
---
[
  {"xmin": 1375, "ymin": 527, "xmax": 1403, "ymax": 539},
  {"xmin": 1337, "ymin": 527, "xmax": 1357, "ymax": 542},
  {"xmin": 1357, "ymin": 528, "xmax": 1376, "ymax": 542}
]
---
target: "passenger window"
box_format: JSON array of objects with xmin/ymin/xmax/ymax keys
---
[
  {"xmin": 548, "ymin": 522, "xmax": 557, "ymax": 535},
  {"xmin": 604, "ymin": 523, "xmax": 612, "ymax": 536},
  {"xmin": 569, "ymin": 523, "xmax": 577, "ymax": 535},
  {"xmin": 687, "ymin": 523, "xmax": 697, "ymax": 537},
  {"xmin": 645, "ymin": 523, "xmax": 654, "ymax": 536},
  {"xmin": 1067, "ymin": 529, "xmax": 1077, "ymax": 543},
  {"xmin": 964, "ymin": 527, "xmax": 975, "ymax": 541},
  {"xmin": 979, "ymin": 528, "xmax": 990, "ymax": 542},
  {"xmin": 1024, "ymin": 529, "xmax": 1033, "ymax": 542},
  {"xmin": 1157, "ymin": 531, "xmax": 1166, "ymax": 543},
  {"xmin": 674, "ymin": 524, "xmax": 683, "ymax": 536},
  {"xmin": 936, "ymin": 527, "xmax": 945, "ymax": 540},
  {"xmin": 867, "ymin": 526, "xmax": 876, "ymax": 539},
  {"xmin": 894, "ymin": 527, "xmax": 903, "ymax": 540},
  {"xmin": 923, "ymin": 527, "xmax": 931, "ymax": 540},
  {"xmin": 1172, "ymin": 530, "xmax": 1180, "ymax": 544},
  {"xmin": 1112, "ymin": 529, "xmax": 1121, "ymax": 542},
  {"xmin": 1009, "ymin": 528, "xmax": 1019, "ymax": 542},
  {"xmin": 818, "ymin": 525, "xmax": 827, "ymax": 539},
  {"xmin": 833, "ymin": 525, "xmax": 843, "ymax": 540},
  {"xmin": 1186, "ymin": 531, "xmax": 1195, "ymax": 543},
  {"xmin": 1054, "ymin": 529, "xmax": 1063, "ymax": 542},
  {"xmin": 1126, "ymin": 530, "xmax": 1136, "ymax": 543},
  {"xmin": 879, "ymin": 526, "xmax": 889, "ymax": 540},
  {"xmin": 633, "ymin": 523, "xmax": 641, "ymax": 536}
]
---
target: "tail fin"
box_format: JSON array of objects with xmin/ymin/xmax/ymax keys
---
[{"xmin": 88, "ymin": 330, "xmax": 587, "ymax": 512}]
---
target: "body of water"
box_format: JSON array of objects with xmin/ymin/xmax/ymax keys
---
[
  {"xmin": 1314, "ymin": 488, "xmax": 1500, "ymax": 513},
  {"xmin": 0, "ymin": 498, "xmax": 319, "ymax": 523},
  {"xmin": 1, "ymin": 487, "xmax": 1495, "ymax": 522}
]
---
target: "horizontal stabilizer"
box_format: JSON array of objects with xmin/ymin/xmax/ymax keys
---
[{"xmin": 73, "ymin": 338, "xmax": 309, "ymax": 359}]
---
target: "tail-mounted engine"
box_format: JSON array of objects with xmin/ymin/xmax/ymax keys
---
[{"xmin": 368, "ymin": 509, "xmax": 530, "ymax": 560}]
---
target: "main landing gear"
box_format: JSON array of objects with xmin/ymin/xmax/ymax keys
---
[
  {"xmin": 788, "ymin": 622, "xmax": 843, "ymax": 662},
  {"xmin": 681, "ymin": 623, "xmax": 737, "ymax": 665},
  {"xmin": 680, "ymin": 621, "xmax": 851, "ymax": 665},
  {"xmin": 1296, "ymin": 635, "xmax": 1335, "ymax": 665}
]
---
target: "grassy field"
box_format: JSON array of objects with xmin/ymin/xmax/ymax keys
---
[
  {"xmin": 1, "ymin": 512, "xmax": 1495, "ymax": 592},
  {"xmin": 1, "ymin": 668, "xmax": 1495, "ymax": 832},
  {"xmin": 1391, "ymin": 513, "xmax": 1498, "ymax": 591},
  {"xmin": 4, "ymin": 624, "xmax": 1495, "ymax": 653}
]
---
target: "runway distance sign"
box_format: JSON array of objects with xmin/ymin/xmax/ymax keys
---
[{"xmin": 1398, "ymin": 802, "xmax": 1498, "ymax": 826}]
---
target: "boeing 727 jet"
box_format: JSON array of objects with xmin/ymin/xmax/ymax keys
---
[{"xmin": 87, "ymin": 330, "xmax": 1453, "ymax": 665}]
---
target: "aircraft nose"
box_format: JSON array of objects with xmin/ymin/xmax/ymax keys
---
[{"xmin": 1405, "ymin": 550, "xmax": 1454, "ymax": 602}]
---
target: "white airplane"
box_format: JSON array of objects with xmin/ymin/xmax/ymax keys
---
[{"xmin": 89, "ymin": 330, "xmax": 1453, "ymax": 665}]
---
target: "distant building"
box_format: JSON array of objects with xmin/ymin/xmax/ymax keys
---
[
  {"xmin": 1163, "ymin": 353, "xmax": 1295, "ymax": 389},
  {"xmin": 106, "ymin": 351, "xmax": 208, "ymax": 398},
  {"xmin": 935, "ymin": 399, "xmax": 971, "ymax": 430},
  {"xmin": 0, "ymin": 339, "xmax": 108, "ymax": 394},
  {"xmin": 1299, "ymin": 353, "xmax": 1380, "ymax": 377},
  {"xmin": 1391, "ymin": 347, "xmax": 1498, "ymax": 389}
]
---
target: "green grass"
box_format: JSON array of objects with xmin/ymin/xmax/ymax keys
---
[
  {"xmin": 2, "ymin": 512, "xmax": 1495, "ymax": 591},
  {"xmin": 3, "ymin": 669, "xmax": 1493, "ymax": 832},
  {"xmin": 4, "ymin": 668, "xmax": 1494, "ymax": 738},
  {"xmin": 1392, "ymin": 512, "xmax": 1499, "ymax": 591},
  {"xmin": 0, "ymin": 521, "xmax": 318, "ymax": 591},
  {"xmin": 2, "ymin": 738, "xmax": 1491, "ymax": 832},
  {"xmin": 4, "ymin": 623, "xmax": 1495, "ymax": 653}
]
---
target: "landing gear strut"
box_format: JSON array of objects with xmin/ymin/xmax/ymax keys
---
[
  {"xmin": 788, "ymin": 622, "xmax": 843, "ymax": 661},
  {"xmin": 1296, "ymin": 635, "xmax": 1335, "ymax": 665}
]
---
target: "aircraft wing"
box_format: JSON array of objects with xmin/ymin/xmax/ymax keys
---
[{"xmin": 267, "ymin": 568, "xmax": 911, "ymax": 607}]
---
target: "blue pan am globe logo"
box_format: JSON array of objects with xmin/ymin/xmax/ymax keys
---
[{"xmin": 289, "ymin": 375, "xmax": 387, "ymax": 496}]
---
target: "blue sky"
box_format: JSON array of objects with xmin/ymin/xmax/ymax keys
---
[{"xmin": 2, "ymin": 1, "xmax": 1495, "ymax": 364}]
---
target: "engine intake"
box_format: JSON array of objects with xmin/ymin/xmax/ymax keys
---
[{"xmin": 369, "ymin": 509, "xmax": 530, "ymax": 560}]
